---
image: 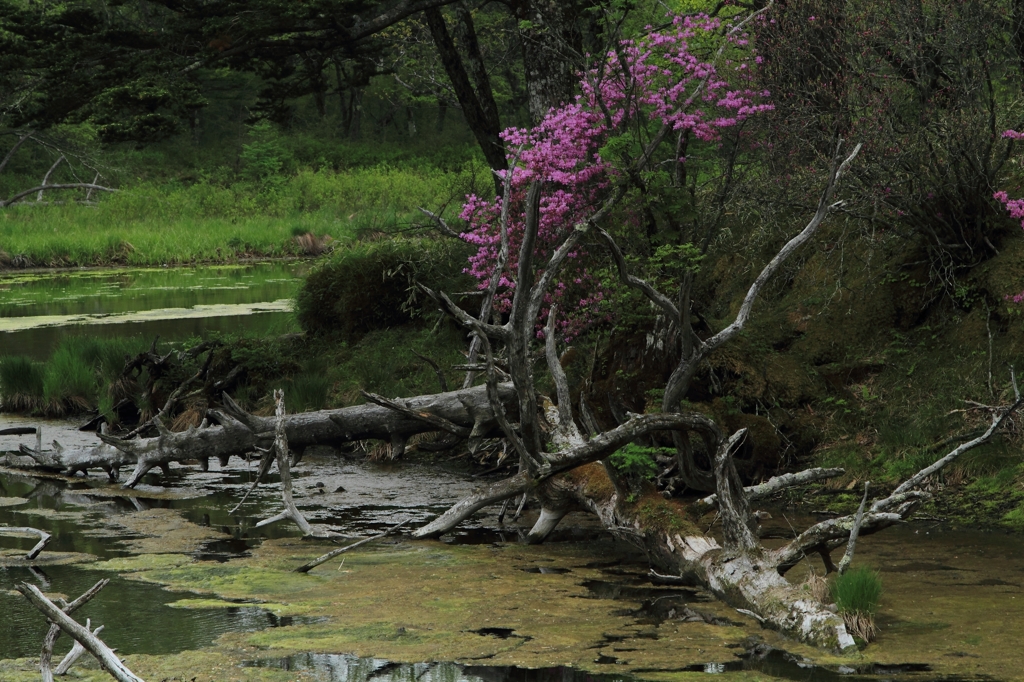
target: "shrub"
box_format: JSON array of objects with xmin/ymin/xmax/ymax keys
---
[
  {"xmin": 609, "ymin": 444, "xmax": 661, "ymax": 481},
  {"xmin": 609, "ymin": 444, "xmax": 668, "ymax": 502},
  {"xmin": 295, "ymin": 236, "xmax": 473, "ymax": 340}
]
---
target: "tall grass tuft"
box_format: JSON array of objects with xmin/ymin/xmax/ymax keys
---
[
  {"xmin": 0, "ymin": 356, "xmax": 45, "ymax": 411},
  {"xmin": 831, "ymin": 567, "xmax": 883, "ymax": 642},
  {"xmin": 42, "ymin": 343, "xmax": 98, "ymax": 415},
  {"xmin": 0, "ymin": 336, "xmax": 149, "ymax": 416},
  {"xmin": 282, "ymin": 372, "xmax": 332, "ymax": 413}
]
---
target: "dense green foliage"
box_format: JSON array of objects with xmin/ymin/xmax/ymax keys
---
[{"xmin": 608, "ymin": 444, "xmax": 661, "ymax": 482}]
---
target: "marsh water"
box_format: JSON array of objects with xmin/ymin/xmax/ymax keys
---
[
  {"xmin": 2, "ymin": 415, "xmax": 1023, "ymax": 680},
  {"xmin": 0, "ymin": 261, "xmax": 305, "ymax": 359},
  {"xmin": 1, "ymin": 263, "xmax": 1023, "ymax": 681}
]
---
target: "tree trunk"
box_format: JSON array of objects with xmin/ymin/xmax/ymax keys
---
[
  {"xmin": 349, "ymin": 88, "xmax": 364, "ymax": 141},
  {"xmin": 508, "ymin": 0, "xmax": 582, "ymax": 122},
  {"xmin": 424, "ymin": 6, "xmax": 507, "ymax": 190}
]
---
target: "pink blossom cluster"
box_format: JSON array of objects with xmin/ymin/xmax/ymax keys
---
[
  {"xmin": 460, "ymin": 14, "xmax": 772, "ymax": 340},
  {"xmin": 994, "ymin": 130, "xmax": 1024, "ymax": 301}
]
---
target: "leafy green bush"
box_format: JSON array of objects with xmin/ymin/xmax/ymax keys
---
[
  {"xmin": 831, "ymin": 567, "xmax": 883, "ymax": 616},
  {"xmin": 295, "ymin": 237, "xmax": 473, "ymax": 340},
  {"xmin": 609, "ymin": 444, "xmax": 669, "ymax": 501}
]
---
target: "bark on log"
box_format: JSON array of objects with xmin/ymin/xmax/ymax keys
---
[{"xmin": 9, "ymin": 384, "xmax": 517, "ymax": 486}]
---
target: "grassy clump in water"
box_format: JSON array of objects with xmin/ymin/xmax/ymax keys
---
[
  {"xmin": 278, "ymin": 364, "xmax": 332, "ymax": 413},
  {"xmin": 42, "ymin": 343, "xmax": 97, "ymax": 414},
  {"xmin": 0, "ymin": 356, "xmax": 44, "ymax": 410},
  {"xmin": 831, "ymin": 566, "xmax": 882, "ymax": 642},
  {"xmin": 0, "ymin": 336, "xmax": 149, "ymax": 416}
]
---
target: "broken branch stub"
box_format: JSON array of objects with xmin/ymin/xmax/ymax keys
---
[
  {"xmin": 254, "ymin": 390, "xmax": 313, "ymax": 535},
  {"xmin": 38, "ymin": 579, "xmax": 109, "ymax": 682}
]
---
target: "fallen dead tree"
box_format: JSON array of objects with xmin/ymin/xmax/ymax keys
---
[
  {"xmin": 14, "ymin": 382, "xmax": 517, "ymax": 487},
  {"xmin": 3, "ymin": 12, "xmax": 1019, "ymax": 650}
]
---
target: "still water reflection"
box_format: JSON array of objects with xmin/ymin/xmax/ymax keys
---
[{"xmin": 0, "ymin": 261, "xmax": 306, "ymax": 359}]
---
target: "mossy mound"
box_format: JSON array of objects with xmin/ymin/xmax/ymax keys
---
[{"xmin": 296, "ymin": 237, "xmax": 474, "ymax": 341}]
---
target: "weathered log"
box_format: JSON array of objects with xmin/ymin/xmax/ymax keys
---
[
  {"xmin": 0, "ymin": 525, "xmax": 51, "ymax": 559},
  {"xmin": 4, "ymin": 383, "xmax": 517, "ymax": 487},
  {"xmin": 16, "ymin": 580, "xmax": 144, "ymax": 682},
  {"xmin": 19, "ymin": 439, "xmax": 131, "ymax": 481}
]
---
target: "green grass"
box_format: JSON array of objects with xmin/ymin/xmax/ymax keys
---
[
  {"xmin": 0, "ymin": 336, "xmax": 150, "ymax": 416},
  {"xmin": 831, "ymin": 567, "xmax": 883, "ymax": 616},
  {"xmin": 277, "ymin": 358, "xmax": 333, "ymax": 413},
  {"xmin": 0, "ymin": 356, "xmax": 45, "ymax": 410},
  {"xmin": 41, "ymin": 343, "xmax": 99, "ymax": 414},
  {"xmin": 0, "ymin": 163, "xmax": 490, "ymax": 268}
]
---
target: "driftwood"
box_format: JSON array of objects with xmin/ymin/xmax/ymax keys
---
[
  {"xmin": 295, "ymin": 518, "xmax": 411, "ymax": 573},
  {"xmin": 0, "ymin": 525, "xmax": 51, "ymax": 559},
  {"xmin": 17, "ymin": 582, "xmax": 143, "ymax": 682}
]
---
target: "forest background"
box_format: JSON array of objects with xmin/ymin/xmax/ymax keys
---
[{"xmin": 4, "ymin": 0, "xmax": 1024, "ymax": 528}]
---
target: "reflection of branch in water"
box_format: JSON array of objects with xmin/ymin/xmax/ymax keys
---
[{"xmin": 27, "ymin": 565, "xmax": 50, "ymax": 588}]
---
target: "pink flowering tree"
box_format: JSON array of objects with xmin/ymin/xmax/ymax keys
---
[
  {"xmin": 457, "ymin": 12, "xmax": 773, "ymax": 342},
  {"xmin": 418, "ymin": 6, "xmax": 889, "ymax": 648}
]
